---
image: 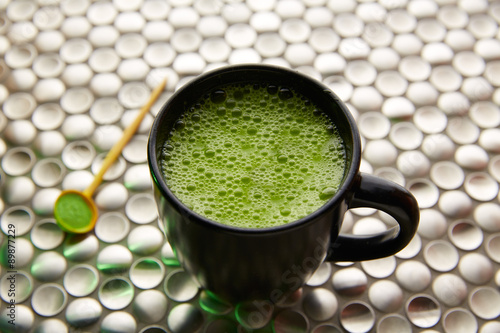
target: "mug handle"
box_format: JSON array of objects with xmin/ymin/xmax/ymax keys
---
[{"xmin": 327, "ymin": 173, "xmax": 420, "ymax": 261}]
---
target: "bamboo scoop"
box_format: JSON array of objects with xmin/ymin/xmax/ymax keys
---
[{"xmin": 54, "ymin": 79, "xmax": 166, "ymax": 233}]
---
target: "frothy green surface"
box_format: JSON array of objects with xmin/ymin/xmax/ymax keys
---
[{"xmin": 161, "ymin": 83, "xmax": 346, "ymax": 228}]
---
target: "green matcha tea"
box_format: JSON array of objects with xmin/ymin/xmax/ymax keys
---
[
  {"xmin": 54, "ymin": 192, "xmax": 93, "ymax": 229},
  {"xmin": 161, "ymin": 83, "xmax": 346, "ymax": 228}
]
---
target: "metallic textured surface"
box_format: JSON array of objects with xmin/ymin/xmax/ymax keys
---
[{"xmin": 0, "ymin": 0, "xmax": 500, "ymax": 332}]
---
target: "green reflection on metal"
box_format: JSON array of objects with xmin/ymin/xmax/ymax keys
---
[
  {"xmin": 99, "ymin": 278, "xmax": 135, "ymax": 308},
  {"xmin": 97, "ymin": 262, "xmax": 130, "ymax": 274},
  {"xmin": 136, "ymin": 258, "xmax": 161, "ymax": 270},
  {"xmin": 199, "ymin": 290, "xmax": 233, "ymax": 315},
  {"xmin": 161, "ymin": 256, "xmax": 180, "ymax": 267},
  {"xmin": 235, "ymin": 300, "xmax": 274, "ymax": 331},
  {"xmin": 0, "ymin": 242, "xmax": 9, "ymax": 268},
  {"xmin": 63, "ymin": 234, "xmax": 96, "ymax": 261},
  {"xmin": 161, "ymin": 241, "xmax": 180, "ymax": 267}
]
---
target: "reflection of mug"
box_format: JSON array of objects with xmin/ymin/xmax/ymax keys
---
[{"xmin": 148, "ymin": 65, "xmax": 419, "ymax": 303}]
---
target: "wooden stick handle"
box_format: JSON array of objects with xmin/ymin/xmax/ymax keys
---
[{"xmin": 83, "ymin": 79, "xmax": 167, "ymax": 197}]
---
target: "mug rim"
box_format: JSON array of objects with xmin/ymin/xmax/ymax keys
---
[{"xmin": 148, "ymin": 64, "xmax": 362, "ymax": 234}]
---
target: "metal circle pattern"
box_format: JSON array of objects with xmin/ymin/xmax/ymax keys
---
[
  {"xmin": 98, "ymin": 277, "xmax": 135, "ymax": 310},
  {"xmin": 0, "ymin": 271, "xmax": 33, "ymax": 304},
  {"xmin": 1, "ymin": 206, "xmax": 35, "ymax": 236},
  {"xmin": 127, "ymin": 225, "xmax": 163, "ymax": 255},
  {"xmin": 340, "ymin": 302, "xmax": 375, "ymax": 333},
  {"xmin": 377, "ymin": 314, "xmax": 412, "ymax": 333},
  {"xmin": 396, "ymin": 260, "xmax": 432, "ymax": 292},
  {"xmin": 459, "ymin": 253, "xmax": 494, "ymax": 285},
  {"xmin": 30, "ymin": 251, "xmax": 67, "ymax": 282},
  {"xmin": 96, "ymin": 244, "xmax": 134, "ymax": 274},
  {"xmin": 0, "ymin": 305, "xmax": 35, "ymax": 333},
  {"xmin": 303, "ymin": 288, "xmax": 338, "ymax": 322},
  {"xmin": 1, "ymin": 0, "xmax": 500, "ymax": 332},
  {"xmin": 306, "ymin": 262, "xmax": 332, "ymax": 287},
  {"xmin": 448, "ymin": 220, "xmax": 484, "ymax": 251},
  {"xmin": 63, "ymin": 264, "xmax": 99, "ymax": 297},
  {"xmin": 125, "ymin": 193, "xmax": 158, "ymax": 224},
  {"xmin": 273, "ymin": 310, "xmax": 309, "ymax": 333},
  {"xmin": 65, "ymin": 297, "xmax": 102, "ymax": 327},
  {"xmin": 417, "ymin": 209, "xmax": 447, "ymax": 239},
  {"xmin": 368, "ymin": 280, "xmax": 403, "ymax": 313},
  {"xmin": 1, "ymin": 147, "xmax": 36, "ymax": 176},
  {"xmin": 100, "ymin": 312, "xmax": 137, "ymax": 333},
  {"xmin": 167, "ymin": 304, "xmax": 204, "ymax": 333},
  {"xmin": 464, "ymin": 172, "xmax": 499, "ymax": 202},
  {"xmin": 486, "ymin": 233, "xmax": 500, "ymax": 263},
  {"xmin": 430, "ymin": 161, "xmax": 464, "ymax": 190},
  {"xmin": 424, "ymin": 240, "xmax": 460, "ymax": 272},
  {"xmin": 133, "ymin": 290, "xmax": 168, "ymax": 324},
  {"xmin": 31, "ymin": 158, "xmax": 65, "ymax": 188},
  {"xmin": 361, "ymin": 256, "xmax": 397, "ymax": 279},
  {"xmin": 164, "ymin": 269, "xmax": 199, "ymax": 302},
  {"xmin": 406, "ymin": 295, "xmax": 441, "ymax": 328},
  {"xmin": 31, "ymin": 283, "xmax": 68, "ymax": 317},
  {"xmin": 469, "ymin": 286, "xmax": 500, "ymax": 320},
  {"xmin": 61, "ymin": 140, "xmax": 96, "ymax": 170},
  {"xmin": 33, "ymin": 318, "xmax": 68, "ymax": 333},
  {"xmin": 442, "ymin": 308, "xmax": 478, "ymax": 333},
  {"xmin": 130, "ymin": 257, "xmax": 165, "ymax": 289},
  {"xmin": 432, "ymin": 273, "xmax": 468, "ymax": 307},
  {"xmin": 94, "ymin": 212, "xmax": 130, "ymax": 243},
  {"xmin": 331, "ymin": 267, "xmax": 367, "ymax": 296}
]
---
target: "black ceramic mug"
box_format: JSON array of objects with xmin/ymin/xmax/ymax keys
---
[{"xmin": 148, "ymin": 64, "xmax": 419, "ymax": 304}]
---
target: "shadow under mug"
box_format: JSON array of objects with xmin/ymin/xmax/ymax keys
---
[{"xmin": 148, "ymin": 64, "xmax": 419, "ymax": 304}]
